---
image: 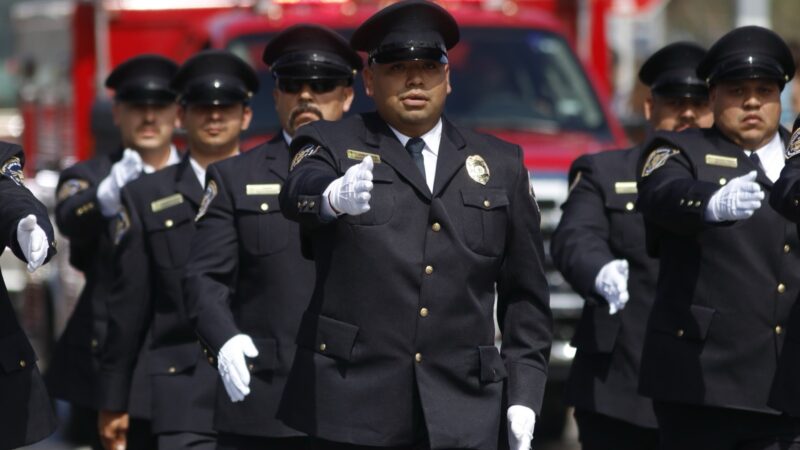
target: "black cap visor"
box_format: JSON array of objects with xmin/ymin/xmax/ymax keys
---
[
  {"xmin": 115, "ymin": 85, "xmax": 177, "ymax": 105},
  {"xmin": 651, "ymin": 70, "xmax": 709, "ymax": 99},
  {"xmin": 180, "ymin": 77, "xmax": 251, "ymax": 106},
  {"xmin": 272, "ymin": 52, "xmax": 355, "ymax": 81},
  {"xmin": 707, "ymin": 55, "xmax": 788, "ymax": 85},
  {"xmin": 370, "ymin": 45, "xmax": 447, "ymax": 64}
]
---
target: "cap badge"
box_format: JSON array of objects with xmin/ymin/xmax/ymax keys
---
[{"xmin": 466, "ymin": 155, "xmax": 490, "ymax": 185}]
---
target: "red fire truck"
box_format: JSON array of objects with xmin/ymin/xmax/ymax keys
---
[{"xmin": 13, "ymin": 0, "xmax": 630, "ymax": 437}]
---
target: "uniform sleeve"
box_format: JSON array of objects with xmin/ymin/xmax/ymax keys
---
[
  {"xmin": 55, "ymin": 164, "xmax": 106, "ymax": 240},
  {"xmin": 0, "ymin": 147, "xmax": 56, "ymax": 264},
  {"xmin": 183, "ymin": 164, "xmax": 241, "ymax": 354},
  {"xmin": 279, "ymin": 125, "xmax": 341, "ymax": 228},
  {"xmin": 97, "ymin": 186, "xmax": 152, "ymax": 412},
  {"xmin": 636, "ymin": 144, "xmax": 722, "ymax": 235},
  {"xmin": 770, "ymin": 156, "xmax": 800, "ymax": 222},
  {"xmin": 496, "ymin": 147, "xmax": 553, "ymax": 415},
  {"xmin": 550, "ymin": 156, "xmax": 613, "ymax": 303}
]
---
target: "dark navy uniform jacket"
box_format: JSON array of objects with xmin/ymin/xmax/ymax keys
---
[
  {"xmin": 183, "ymin": 135, "xmax": 314, "ymax": 437},
  {"xmin": 278, "ymin": 112, "xmax": 552, "ymax": 450},
  {"xmin": 551, "ymin": 147, "xmax": 658, "ymax": 428},
  {"xmin": 636, "ymin": 126, "xmax": 799, "ymax": 414},
  {"xmin": 0, "ymin": 143, "xmax": 58, "ymax": 449},
  {"xmin": 767, "ymin": 134, "xmax": 800, "ymax": 417},
  {"xmin": 48, "ymin": 149, "xmax": 150, "ymax": 418},
  {"xmin": 98, "ymin": 155, "xmax": 216, "ymax": 434}
]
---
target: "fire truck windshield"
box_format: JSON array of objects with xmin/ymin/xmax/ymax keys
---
[{"xmin": 229, "ymin": 27, "xmax": 610, "ymax": 141}]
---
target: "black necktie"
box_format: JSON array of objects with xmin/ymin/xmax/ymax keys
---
[
  {"xmin": 750, "ymin": 152, "xmax": 764, "ymax": 172},
  {"xmin": 405, "ymin": 137, "xmax": 426, "ymax": 177}
]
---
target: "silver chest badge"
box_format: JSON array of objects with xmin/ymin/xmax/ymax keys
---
[{"xmin": 466, "ymin": 155, "xmax": 490, "ymax": 185}]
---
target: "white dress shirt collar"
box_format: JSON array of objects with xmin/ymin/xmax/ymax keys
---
[
  {"xmin": 141, "ymin": 145, "xmax": 180, "ymax": 174},
  {"xmin": 745, "ymin": 132, "xmax": 784, "ymax": 183}
]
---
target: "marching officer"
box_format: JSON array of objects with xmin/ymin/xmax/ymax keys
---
[
  {"xmin": 182, "ymin": 25, "xmax": 361, "ymax": 450},
  {"xmin": 49, "ymin": 54, "xmax": 179, "ymax": 449},
  {"xmin": 636, "ymin": 26, "xmax": 800, "ymax": 448},
  {"xmin": 97, "ymin": 50, "xmax": 257, "ymax": 450},
  {"xmin": 0, "ymin": 143, "xmax": 58, "ymax": 449},
  {"xmin": 279, "ymin": 2, "xmax": 552, "ymax": 449},
  {"xmin": 550, "ymin": 42, "xmax": 711, "ymax": 450}
]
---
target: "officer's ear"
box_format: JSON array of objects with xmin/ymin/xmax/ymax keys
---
[
  {"xmin": 176, "ymin": 105, "xmax": 186, "ymax": 130},
  {"xmin": 643, "ymin": 93, "xmax": 653, "ymax": 121},
  {"xmin": 444, "ymin": 63, "xmax": 452, "ymax": 95},
  {"xmin": 240, "ymin": 105, "xmax": 253, "ymax": 132},
  {"xmin": 342, "ymin": 86, "xmax": 355, "ymax": 113},
  {"xmin": 363, "ymin": 66, "xmax": 374, "ymax": 98}
]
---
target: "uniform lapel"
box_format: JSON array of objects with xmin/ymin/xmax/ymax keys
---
[
  {"xmin": 362, "ymin": 113, "xmax": 431, "ymax": 200},
  {"xmin": 263, "ymin": 134, "xmax": 288, "ymax": 182},
  {"xmin": 174, "ymin": 154, "xmax": 204, "ymax": 206},
  {"xmin": 432, "ymin": 118, "xmax": 466, "ymax": 198}
]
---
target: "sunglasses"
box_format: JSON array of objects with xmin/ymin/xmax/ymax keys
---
[{"xmin": 277, "ymin": 78, "xmax": 348, "ymax": 94}]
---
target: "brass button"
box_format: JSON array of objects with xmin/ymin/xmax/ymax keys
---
[
  {"xmin": 778, "ymin": 283, "xmax": 786, "ymax": 294},
  {"xmin": 260, "ymin": 202, "xmax": 269, "ymax": 211},
  {"xmin": 785, "ymin": 244, "xmax": 791, "ymax": 254},
  {"xmin": 795, "ymin": 199, "xmax": 799, "ymax": 207},
  {"xmin": 431, "ymin": 222, "xmax": 441, "ymax": 232},
  {"xmin": 165, "ymin": 219, "xmax": 174, "ymax": 228},
  {"xmin": 208, "ymin": 357, "xmax": 215, "ymax": 364},
  {"xmin": 248, "ymin": 364, "xmax": 254, "ymax": 371},
  {"xmin": 719, "ymin": 178, "xmax": 727, "ymax": 185},
  {"xmin": 319, "ymin": 343, "xmax": 327, "ymax": 352},
  {"xmin": 695, "ymin": 200, "xmax": 702, "ymax": 208},
  {"xmin": 302, "ymin": 200, "xmax": 308, "ymax": 207},
  {"xmin": 19, "ymin": 360, "xmax": 26, "ymax": 368},
  {"xmin": 91, "ymin": 339, "xmax": 98, "ymax": 348},
  {"xmin": 420, "ymin": 307, "xmax": 429, "ymax": 317},
  {"xmin": 297, "ymin": 201, "xmax": 302, "ymax": 209},
  {"xmin": 680, "ymin": 198, "xmax": 685, "ymax": 205},
  {"xmin": 168, "ymin": 366, "xmax": 176, "ymax": 374},
  {"xmin": 309, "ymin": 201, "xmax": 316, "ymax": 208},
  {"xmin": 424, "ymin": 265, "xmax": 434, "ymax": 275},
  {"xmin": 483, "ymin": 199, "xmax": 491, "ymax": 208},
  {"xmin": 776, "ymin": 325, "xmax": 783, "ymax": 335},
  {"xmin": 625, "ymin": 202, "xmax": 634, "ymax": 211},
  {"xmin": 676, "ymin": 329, "xmax": 685, "ymax": 338},
  {"xmin": 415, "ymin": 353, "xmax": 422, "ymax": 363},
  {"xmin": 687, "ymin": 200, "xmax": 694, "ymax": 207}
]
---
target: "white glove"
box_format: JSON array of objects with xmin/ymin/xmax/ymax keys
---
[
  {"xmin": 97, "ymin": 149, "xmax": 143, "ymax": 217},
  {"xmin": 507, "ymin": 405, "xmax": 536, "ymax": 450},
  {"xmin": 594, "ymin": 259, "xmax": 629, "ymax": 315},
  {"xmin": 217, "ymin": 334, "xmax": 259, "ymax": 403},
  {"xmin": 705, "ymin": 171, "xmax": 764, "ymax": 222},
  {"xmin": 16, "ymin": 214, "xmax": 48, "ymax": 273},
  {"xmin": 325, "ymin": 157, "xmax": 374, "ymax": 216}
]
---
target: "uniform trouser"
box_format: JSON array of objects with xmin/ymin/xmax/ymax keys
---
[
  {"xmin": 574, "ymin": 409, "xmax": 659, "ymax": 450},
  {"xmin": 157, "ymin": 431, "xmax": 216, "ymax": 450},
  {"xmin": 216, "ymin": 433, "xmax": 311, "ymax": 450},
  {"xmin": 654, "ymin": 401, "xmax": 800, "ymax": 450}
]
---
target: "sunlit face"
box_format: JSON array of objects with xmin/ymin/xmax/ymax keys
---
[
  {"xmin": 112, "ymin": 102, "xmax": 178, "ymax": 152},
  {"xmin": 273, "ymin": 81, "xmax": 354, "ymax": 136},
  {"xmin": 178, "ymin": 103, "xmax": 252, "ymax": 156},
  {"xmin": 710, "ymin": 79, "xmax": 782, "ymax": 149},
  {"xmin": 644, "ymin": 95, "xmax": 714, "ymax": 132},
  {"xmin": 364, "ymin": 59, "xmax": 451, "ymax": 137}
]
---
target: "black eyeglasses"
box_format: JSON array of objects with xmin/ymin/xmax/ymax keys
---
[{"xmin": 276, "ymin": 78, "xmax": 348, "ymax": 94}]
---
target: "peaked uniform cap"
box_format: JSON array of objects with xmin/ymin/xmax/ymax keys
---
[
  {"xmin": 171, "ymin": 50, "xmax": 260, "ymax": 106},
  {"xmin": 639, "ymin": 42, "xmax": 708, "ymax": 98},
  {"xmin": 350, "ymin": 0, "xmax": 460, "ymax": 64},
  {"xmin": 263, "ymin": 24, "xmax": 362, "ymax": 80},
  {"xmin": 105, "ymin": 54, "xmax": 179, "ymax": 104}
]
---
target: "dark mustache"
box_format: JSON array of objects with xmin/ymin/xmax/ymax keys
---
[{"xmin": 290, "ymin": 104, "xmax": 323, "ymax": 123}]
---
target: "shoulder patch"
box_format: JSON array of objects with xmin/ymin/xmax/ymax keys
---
[
  {"xmin": 57, "ymin": 179, "xmax": 90, "ymax": 202},
  {"xmin": 787, "ymin": 128, "xmax": 800, "ymax": 159},
  {"xmin": 113, "ymin": 207, "xmax": 130, "ymax": 246},
  {"xmin": 1, "ymin": 157, "xmax": 24, "ymax": 186},
  {"xmin": 195, "ymin": 180, "xmax": 218, "ymax": 222},
  {"xmin": 641, "ymin": 147, "xmax": 679, "ymax": 177},
  {"xmin": 290, "ymin": 144, "xmax": 320, "ymax": 171}
]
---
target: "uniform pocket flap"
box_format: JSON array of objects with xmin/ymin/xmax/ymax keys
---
[
  {"xmin": 604, "ymin": 193, "xmax": 638, "ymax": 212},
  {"xmin": 234, "ymin": 193, "xmax": 281, "ymax": 213},
  {"xmin": 461, "ymin": 189, "xmax": 509, "ymax": 210},
  {"xmin": 248, "ymin": 337, "xmax": 277, "ymax": 373},
  {"xmin": 570, "ymin": 305, "xmax": 622, "ymax": 354},
  {"xmin": 0, "ymin": 332, "xmax": 36, "ymax": 374},
  {"xmin": 478, "ymin": 345, "xmax": 508, "ymax": 382},
  {"xmin": 148, "ymin": 343, "xmax": 202, "ymax": 375},
  {"xmin": 651, "ymin": 305, "xmax": 715, "ymax": 341},
  {"xmin": 315, "ymin": 315, "xmax": 359, "ymax": 362},
  {"xmin": 142, "ymin": 204, "xmax": 195, "ymax": 232}
]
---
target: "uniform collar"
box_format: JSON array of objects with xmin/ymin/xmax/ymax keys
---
[
  {"xmin": 141, "ymin": 145, "xmax": 180, "ymax": 174},
  {"xmin": 387, "ymin": 118, "xmax": 443, "ymax": 156}
]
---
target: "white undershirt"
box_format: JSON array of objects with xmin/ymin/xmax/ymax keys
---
[
  {"xmin": 142, "ymin": 145, "xmax": 180, "ymax": 174},
  {"xmin": 387, "ymin": 118, "xmax": 443, "ymax": 192},
  {"xmin": 283, "ymin": 130, "xmax": 293, "ymax": 146},
  {"xmin": 188, "ymin": 157, "xmax": 206, "ymax": 187},
  {"xmin": 744, "ymin": 132, "xmax": 784, "ymax": 183}
]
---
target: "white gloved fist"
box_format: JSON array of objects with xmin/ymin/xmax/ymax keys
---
[
  {"xmin": 326, "ymin": 156, "xmax": 374, "ymax": 216},
  {"xmin": 705, "ymin": 171, "xmax": 764, "ymax": 222},
  {"xmin": 16, "ymin": 214, "xmax": 48, "ymax": 273},
  {"xmin": 507, "ymin": 405, "xmax": 536, "ymax": 450},
  {"xmin": 594, "ymin": 259, "xmax": 629, "ymax": 315},
  {"xmin": 97, "ymin": 149, "xmax": 144, "ymax": 217},
  {"xmin": 217, "ymin": 334, "xmax": 259, "ymax": 402}
]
